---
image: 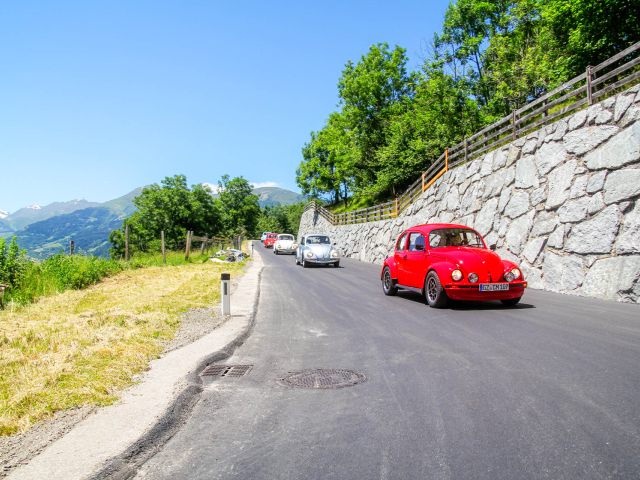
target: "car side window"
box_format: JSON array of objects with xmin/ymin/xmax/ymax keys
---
[
  {"xmin": 408, "ymin": 232, "xmax": 425, "ymax": 251},
  {"xmin": 396, "ymin": 233, "xmax": 407, "ymax": 251},
  {"xmin": 429, "ymin": 232, "xmax": 443, "ymax": 248}
]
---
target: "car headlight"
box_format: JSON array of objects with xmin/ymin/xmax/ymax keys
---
[
  {"xmin": 306, "ymin": 251, "xmax": 314, "ymax": 258},
  {"xmin": 330, "ymin": 249, "xmax": 339, "ymax": 258},
  {"xmin": 468, "ymin": 272, "xmax": 478, "ymax": 283},
  {"xmin": 504, "ymin": 271, "xmax": 515, "ymax": 282},
  {"xmin": 451, "ymin": 269, "xmax": 463, "ymax": 281},
  {"xmin": 511, "ymin": 268, "xmax": 521, "ymax": 280},
  {"xmin": 292, "ymin": 243, "xmax": 298, "ymax": 249}
]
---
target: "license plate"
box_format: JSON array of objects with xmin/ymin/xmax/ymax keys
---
[{"xmin": 479, "ymin": 283, "xmax": 509, "ymax": 292}]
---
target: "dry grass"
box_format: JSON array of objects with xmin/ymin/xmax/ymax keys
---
[{"xmin": 0, "ymin": 260, "xmax": 245, "ymax": 435}]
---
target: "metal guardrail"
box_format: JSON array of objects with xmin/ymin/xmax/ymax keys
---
[{"xmin": 307, "ymin": 41, "xmax": 640, "ymax": 226}]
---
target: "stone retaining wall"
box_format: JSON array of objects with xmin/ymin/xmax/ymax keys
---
[{"xmin": 299, "ymin": 84, "xmax": 640, "ymax": 303}]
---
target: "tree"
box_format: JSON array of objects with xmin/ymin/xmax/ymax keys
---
[
  {"xmin": 110, "ymin": 175, "xmax": 223, "ymax": 258},
  {"xmin": 0, "ymin": 236, "xmax": 27, "ymax": 287},
  {"xmin": 217, "ymin": 175, "xmax": 261, "ymax": 238}
]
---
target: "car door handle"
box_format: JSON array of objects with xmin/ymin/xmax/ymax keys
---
[{"xmin": 401, "ymin": 254, "xmax": 407, "ymax": 260}]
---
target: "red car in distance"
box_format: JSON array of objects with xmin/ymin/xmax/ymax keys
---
[
  {"xmin": 381, "ymin": 224, "xmax": 527, "ymax": 308},
  {"xmin": 264, "ymin": 232, "xmax": 278, "ymax": 248}
]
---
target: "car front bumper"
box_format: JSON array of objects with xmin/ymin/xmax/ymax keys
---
[
  {"xmin": 443, "ymin": 282, "xmax": 527, "ymax": 301},
  {"xmin": 275, "ymin": 247, "xmax": 296, "ymax": 254},
  {"xmin": 305, "ymin": 257, "xmax": 339, "ymax": 265}
]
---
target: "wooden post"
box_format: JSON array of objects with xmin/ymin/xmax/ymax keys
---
[
  {"xmin": 445, "ymin": 148, "xmax": 449, "ymax": 171},
  {"xmin": 161, "ymin": 230, "xmax": 166, "ymax": 265},
  {"xmin": 512, "ymin": 111, "xmax": 517, "ymax": 140},
  {"xmin": 69, "ymin": 240, "xmax": 75, "ymax": 256},
  {"xmin": 124, "ymin": 223, "xmax": 130, "ymax": 261},
  {"xmin": 185, "ymin": 231, "xmax": 192, "ymax": 260},
  {"xmin": 200, "ymin": 236, "xmax": 208, "ymax": 255},
  {"xmin": 0, "ymin": 284, "xmax": 7, "ymax": 310},
  {"xmin": 395, "ymin": 198, "xmax": 399, "ymax": 218},
  {"xmin": 586, "ymin": 65, "xmax": 594, "ymax": 105},
  {"xmin": 464, "ymin": 138, "xmax": 468, "ymax": 163},
  {"xmin": 422, "ymin": 172, "xmax": 426, "ymax": 192}
]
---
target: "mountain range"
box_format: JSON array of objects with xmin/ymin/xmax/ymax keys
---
[{"xmin": 1, "ymin": 186, "xmax": 304, "ymax": 259}]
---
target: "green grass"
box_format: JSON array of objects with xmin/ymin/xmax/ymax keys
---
[{"xmin": 327, "ymin": 195, "xmax": 376, "ymax": 214}]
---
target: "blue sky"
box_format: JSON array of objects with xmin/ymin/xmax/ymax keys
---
[{"xmin": 0, "ymin": 1, "xmax": 449, "ymax": 213}]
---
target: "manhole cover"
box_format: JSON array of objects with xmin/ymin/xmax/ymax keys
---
[
  {"xmin": 279, "ymin": 369, "xmax": 366, "ymax": 389},
  {"xmin": 200, "ymin": 364, "xmax": 252, "ymax": 377}
]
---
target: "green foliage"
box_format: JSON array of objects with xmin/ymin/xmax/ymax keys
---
[
  {"xmin": 4, "ymin": 254, "xmax": 124, "ymax": 305},
  {"xmin": 297, "ymin": 0, "xmax": 639, "ymax": 207},
  {"xmin": 217, "ymin": 175, "xmax": 261, "ymax": 238},
  {"xmin": 0, "ymin": 237, "xmax": 27, "ymax": 287},
  {"xmin": 110, "ymin": 175, "xmax": 224, "ymax": 258},
  {"xmin": 257, "ymin": 202, "xmax": 306, "ymax": 237}
]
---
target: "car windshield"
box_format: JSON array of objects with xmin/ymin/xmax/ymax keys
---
[
  {"xmin": 429, "ymin": 228, "xmax": 484, "ymax": 248},
  {"xmin": 306, "ymin": 235, "xmax": 330, "ymax": 245},
  {"xmin": 278, "ymin": 235, "xmax": 294, "ymax": 241}
]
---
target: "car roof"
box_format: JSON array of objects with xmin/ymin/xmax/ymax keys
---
[
  {"xmin": 403, "ymin": 223, "xmax": 476, "ymax": 234},
  {"xmin": 304, "ymin": 233, "xmax": 330, "ymax": 237}
]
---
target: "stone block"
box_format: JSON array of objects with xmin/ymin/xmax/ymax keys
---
[
  {"xmin": 530, "ymin": 187, "xmax": 547, "ymax": 207},
  {"xmin": 493, "ymin": 148, "xmax": 508, "ymax": 170},
  {"xmin": 586, "ymin": 171, "xmax": 607, "ymax": 193},
  {"xmin": 535, "ymin": 141, "xmax": 569, "ymax": 175},
  {"xmin": 542, "ymin": 252, "xmax": 584, "ymax": 292},
  {"xmin": 505, "ymin": 210, "xmax": 535, "ymax": 255},
  {"xmin": 531, "ymin": 211, "xmax": 558, "ymax": 236},
  {"xmin": 522, "ymin": 237, "xmax": 546, "ymax": 264},
  {"xmin": 587, "ymin": 192, "xmax": 605, "ymax": 214},
  {"xmin": 546, "ymin": 159, "xmax": 577, "ymax": 210},
  {"xmin": 568, "ymin": 109, "xmax": 587, "ymax": 130},
  {"xmin": 565, "ymin": 205, "xmax": 620, "ymax": 254},
  {"xmin": 552, "ymin": 120, "xmax": 568, "ymax": 141},
  {"xmin": 581, "ymin": 256, "xmax": 640, "ymax": 301},
  {"xmin": 547, "ymin": 225, "xmax": 565, "ymax": 249},
  {"xmin": 594, "ymin": 109, "xmax": 613, "ymax": 124},
  {"xmin": 474, "ymin": 197, "xmax": 499, "ymax": 236},
  {"xmin": 504, "ymin": 191, "xmax": 530, "ymax": 219},
  {"xmin": 563, "ymin": 125, "xmax": 618, "ymax": 156},
  {"xmin": 569, "ymin": 174, "xmax": 588, "ymax": 199},
  {"xmin": 616, "ymin": 202, "xmax": 640, "ymax": 254},
  {"xmin": 585, "ymin": 121, "xmax": 640, "ymax": 170},
  {"xmin": 614, "ymin": 94, "xmax": 634, "ymax": 122},
  {"xmin": 603, "ymin": 168, "xmax": 640, "ymax": 204},
  {"xmin": 515, "ymin": 155, "xmax": 539, "ymax": 189},
  {"xmin": 558, "ymin": 197, "xmax": 590, "ymax": 223}
]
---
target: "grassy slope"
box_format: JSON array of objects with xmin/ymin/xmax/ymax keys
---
[{"xmin": 0, "ymin": 254, "xmax": 245, "ymax": 435}]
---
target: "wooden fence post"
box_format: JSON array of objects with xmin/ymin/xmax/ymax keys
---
[
  {"xmin": 185, "ymin": 231, "xmax": 192, "ymax": 260},
  {"xmin": 395, "ymin": 198, "xmax": 399, "ymax": 218},
  {"xmin": 445, "ymin": 148, "xmax": 449, "ymax": 171},
  {"xmin": 586, "ymin": 65, "xmax": 594, "ymax": 105},
  {"xmin": 512, "ymin": 111, "xmax": 517, "ymax": 141},
  {"xmin": 422, "ymin": 172, "xmax": 426, "ymax": 192},
  {"xmin": 69, "ymin": 240, "xmax": 75, "ymax": 256},
  {"xmin": 200, "ymin": 236, "xmax": 208, "ymax": 255},
  {"xmin": 464, "ymin": 138, "xmax": 468, "ymax": 163},
  {"xmin": 124, "ymin": 223, "xmax": 130, "ymax": 261},
  {"xmin": 161, "ymin": 230, "xmax": 166, "ymax": 265}
]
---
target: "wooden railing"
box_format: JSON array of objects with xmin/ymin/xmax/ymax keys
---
[{"xmin": 306, "ymin": 41, "xmax": 640, "ymax": 226}]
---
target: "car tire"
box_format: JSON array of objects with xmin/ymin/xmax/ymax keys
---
[
  {"xmin": 382, "ymin": 267, "xmax": 398, "ymax": 296},
  {"xmin": 501, "ymin": 297, "xmax": 521, "ymax": 306},
  {"xmin": 425, "ymin": 271, "xmax": 448, "ymax": 308},
  {"xmin": 302, "ymin": 258, "xmax": 308, "ymax": 268},
  {"xmin": 295, "ymin": 256, "xmax": 300, "ymax": 265},
  {"xmin": 333, "ymin": 262, "xmax": 340, "ymax": 268}
]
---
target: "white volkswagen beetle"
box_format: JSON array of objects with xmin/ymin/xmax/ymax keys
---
[
  {"xmin": 273, "ymin": 234, "xmax": 297, "ymax": 255},
  {"xmin": 295, "ymin": 233, "xmax": 340, "ymax": 268}
]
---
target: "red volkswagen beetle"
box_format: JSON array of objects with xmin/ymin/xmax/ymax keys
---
[
  {"xmin": 381, "ymin": 224, "xmax": 527, "ymax": 308},
  {"xmin": 264, "ymin": 232, "xmax": 278, "ymax": 249}
]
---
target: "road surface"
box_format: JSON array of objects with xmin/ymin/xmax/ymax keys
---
[{"xmin": 135, "ymin": 242, "xmax": 640, "ymax": 480}]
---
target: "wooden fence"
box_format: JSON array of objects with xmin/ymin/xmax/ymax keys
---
[{"xmin": 309, "ymin": 41, "xmax": 640, "ymax": 226}]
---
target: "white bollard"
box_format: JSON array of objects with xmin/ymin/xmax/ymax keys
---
[{"xmin": 221, "ymin": 273, "xmax": 231, "ymax": 316}]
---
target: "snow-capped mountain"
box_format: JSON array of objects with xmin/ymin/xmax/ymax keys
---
[
  {"xmin": 27, "ymin": 203, "xmax": 42, "ymax": 210},
  {"xmin": 0, "ymin": 209, "xmax": 8, "ymax": 220}
]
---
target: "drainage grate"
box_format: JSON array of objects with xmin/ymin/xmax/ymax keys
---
[
  {"xmin": 200, "ymin": 364, "xmax": 252, "ymax": 377},
  {"xmin": 279, "ymin": 369, "xmax": 366, "ymax": 389}
]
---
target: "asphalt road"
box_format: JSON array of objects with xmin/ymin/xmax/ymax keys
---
[{"xmin": 135, "ymin": 243, "xmax": 640, "ymax": 480}]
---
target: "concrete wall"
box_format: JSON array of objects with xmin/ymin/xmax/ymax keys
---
[{"xmin": 299, "ymin": 84, "xmax": 640, "ymax": 303}]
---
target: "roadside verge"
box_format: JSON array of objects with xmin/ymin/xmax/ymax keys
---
[{"xmin": 8, "ymin": 250, "xmax": 263, "ymax": 480}]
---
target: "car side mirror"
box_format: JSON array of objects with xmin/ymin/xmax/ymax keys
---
[
  {"xmin": 415, "ymin": 244, "xmax": 424, "ymax": 251},
  {"xmin": 333, "ymin": 242, "xmax": 336, "ymax": 246},
  {"xmin": 490, "ymin": 244, "xmax": 497, "ymax": 251}
]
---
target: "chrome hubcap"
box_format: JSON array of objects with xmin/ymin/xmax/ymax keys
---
[
  {"xmin": 427, "ymin": 278, "xmax": 437, "ymax": 301},
  {"xmin": 383, "ymin": 270, "xmax": 391, "ymax": 290}
]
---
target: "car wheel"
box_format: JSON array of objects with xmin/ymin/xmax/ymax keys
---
[
  {"xmin": 333, "ymin": 262, "xmax": 340, "ymax": 268},
  {"xmin": 425, "ymin": 271, "xmax": 448, "ymax": 308},
  {"xmin": 501, "ymin": 297, "xmax": 521, "ymax": 306},
  {"xmin": 382, "ymin": 267, "xmax": 398, "ymax": 296},
  {"xmin": 302, "ymin": 258, "xmax": 308, "ymax": 268}
]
